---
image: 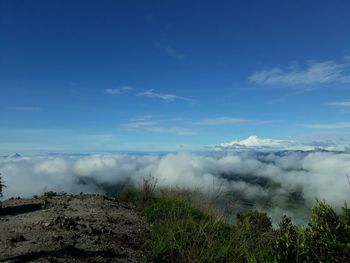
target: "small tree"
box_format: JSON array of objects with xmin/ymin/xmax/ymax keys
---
[
  {"xmin": 0, "ymin": 173, "xmax": 3, "ymax": 197},
  {"xmin": 0, "ymin": 173, "xmax": 4, "ymax": 211},
  {"xmin": 273, "ymin": 215, "xmax": 303, "ymax": 262}
]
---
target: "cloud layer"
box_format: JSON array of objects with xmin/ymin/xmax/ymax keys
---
[{"xmin": 1, "ymin": 150, "xmax": 350, "ymax": 224}]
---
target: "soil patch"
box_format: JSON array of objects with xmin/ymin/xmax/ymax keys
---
[{"xmin": 0, "ymin": 194, "xmax": 147, "ymax": 262}]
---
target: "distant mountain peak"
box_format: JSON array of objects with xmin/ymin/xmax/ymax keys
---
[{"xmin": 8, "ymin": 153, "xmax": 21, "ymax": 158}]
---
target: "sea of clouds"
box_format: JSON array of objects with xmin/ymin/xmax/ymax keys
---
[{"xmin": 1, "ymin": 151, "xmax": 350, "ymax": 224}]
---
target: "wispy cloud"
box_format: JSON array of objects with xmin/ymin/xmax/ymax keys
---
[
  {"xmin": 328, "ymin": 101, "xmax": 350, "ymax": 107},
  {"xmin": 306, "ymin": 122, "xmax": 350, "ymax": 129},
  {"xmin": 0, "ymin": 129, "xmax": 73, "ymax": 135},
  {"xmin": 105, "ymin": 86, "xmax": 133, "ymax": 95},
  {"xmin": 120, "ymin": 116, "xmax": 197, "ymax": 135},
  {"xmin": 155, "ymin": 41, "xmax": 185, "ymax": 60},
  {"xmin": 136, "ymin": 89, "xmax": 192, "ymax": 102},
  {"xmin": 339, "ymin": 109, "xmax": 350, "ymax": 114},
  {"xmin": 195, "ymin": 117, "xmax": 273, "ymax": 126},
  {"xmin": 8, "ymin": 106, "xmax": 41, "ymax": 111},
  {"xmin": 121, "ymin": 115, "xmax": 273, "ymax": 135},
  {"xmin": 249, "ymin": 60, "xmax": 350, "ymax": 87}
]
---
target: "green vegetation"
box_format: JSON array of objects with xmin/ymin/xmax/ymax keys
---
[
  {"xmin": 272, "ymin": 200, "xmax": 350, "ymax": 262},
  {"xmin": 117, "ymin": 181, "xmax": 350, "ymax": 262},
  {"xmin": 142, "ymin": 196, "xmax": 277, "ymax": 262}
]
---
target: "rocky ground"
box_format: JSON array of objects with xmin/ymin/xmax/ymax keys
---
[{"xmin": 0, "ymin": 194, "xmax": 147, "ymax": 262}]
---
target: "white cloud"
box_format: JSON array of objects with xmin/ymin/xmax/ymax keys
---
[
  {"xmin": 328, "ymin": 101, "xmax": 350, "ymax": 107},
  {"xmin": 136, "ymin": 89, "xmax": 192, "ymax": 102},
  {"xmin": 216, "ymin": 136, "xmax": 298, "ymax": 150},
  {"xmin": 8, "ymin": 106, "xmax": 41, "ymax": 111},
  {"xmin": 250, "ymin": 60, "xmax": 350, "ymax": 87},
  {"xmin": 216, "ymin": 135, "xmax": 350, "ymax": 152},
  {"xmin": 306, "ymin": 122, "xmax": 350, "ymax": 129},
  {"xmin": 105, "ymin": 86, "xmax": 133, "ymax": 95}
]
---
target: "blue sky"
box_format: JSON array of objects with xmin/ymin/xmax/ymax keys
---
[{"xmin": 1, "ymin": 0, "xmax": 350, "ymax": 153}]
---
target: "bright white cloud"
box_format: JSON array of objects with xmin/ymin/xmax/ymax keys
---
[
  {"xmin": 105, "ymin": 86, "xmax": 133, "ymax": 95},
  {"xmin": 217, "ymin": 136, "xmax": 298, "ymax": 150},
  {"xmin": 250, "ymin": 60, "xmax": 350, "ymax": 87},
  {"xmin": 136, "ymin": 89, "xmax": 191, "ymax": 102},
  {"xmin": 216, "ymin": 135, "xmax": 350, "ymax": 152}
]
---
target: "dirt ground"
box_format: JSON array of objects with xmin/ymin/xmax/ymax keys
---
[{"xmin": 0, "ymin": 194, "xmax": 147, "ymax": 262}]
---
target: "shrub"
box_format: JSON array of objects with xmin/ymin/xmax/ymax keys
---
[
  {"xmin": 115, "ymin": 185, "xmax": 142, "ymax": 203},
  {"xmin": 115, "ymin": 176, "xmax": 157, "ymax": 208},
  {"xmin": 42, "ymin": 191, "xmax": 61, "ymax": 199}
]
